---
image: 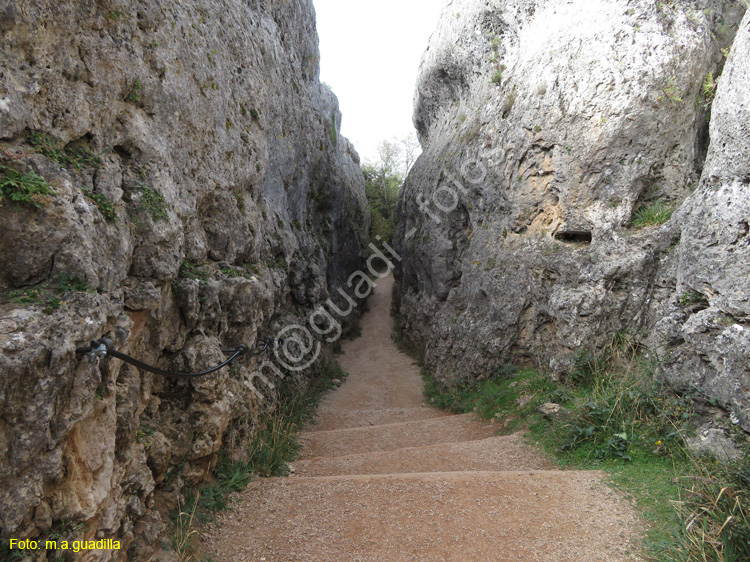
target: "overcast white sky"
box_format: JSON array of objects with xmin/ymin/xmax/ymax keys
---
[{"xmin": 313, "ymin": 0, "xmax": 445, "ymax": 164}]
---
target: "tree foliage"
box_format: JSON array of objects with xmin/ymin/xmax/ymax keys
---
[{"xmin": 362, "ymin": 138, "xmax": 411, "ymax": 243}]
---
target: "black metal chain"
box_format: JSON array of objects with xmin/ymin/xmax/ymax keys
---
[{"xmin": 75, "ymin": 337, "xmax": 280, "ymax": 379}]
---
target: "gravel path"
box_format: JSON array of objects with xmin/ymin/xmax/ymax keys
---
[{"xmin": 203, "ymin": 275, "xmax": 643, "ymax": 561}]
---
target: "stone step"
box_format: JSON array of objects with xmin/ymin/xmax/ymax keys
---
[
  {"xmin": 297, "ymin": 413, "xmax": 498, "ymax": 460},
  {"xmin": 307, "ymin": 405, "xmax": 448, "ymax": 432},
  {"xmin": 206, "ymin": 470, "xmax": 642, "ymax": 562},
  {"xmin": 292, "ymin": 433, "xmax": 554, "ymax": 477}
]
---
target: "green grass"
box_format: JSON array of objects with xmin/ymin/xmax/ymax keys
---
[
  {"xmin": 421, "ymin": 337, "xmax": 749, "ymax": 561},
  {"xmin": 0, "ymin": 166, "xmax": 54, "ymax": 209},
  {"xmin": 631, "ymin": 202, "xmax": 673, "ymax": 228},
  {"xmin": 249, "ymin": 356, "xmax": 348, "ymax": 476}
]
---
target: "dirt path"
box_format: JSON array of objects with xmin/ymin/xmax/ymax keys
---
[{"xmin": 204, "ymin": 275, "xmax": 643, "ymax": 561}]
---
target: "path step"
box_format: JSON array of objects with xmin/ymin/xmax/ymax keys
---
[
  {"xmin": 293, "ymin": 433, "xmax": 554, "ymax": 477},
  {"xmin": 309, "ymin": 405, "xmax": 448, "ymax": 432},
  {"xmin": 298, "ymin": 413, "xmax": 498, "ymax": 460},
  {"xmin": 207, "ymin": 470, "xmax": 641, "ymax": 562}
]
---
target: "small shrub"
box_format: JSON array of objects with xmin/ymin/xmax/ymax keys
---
[
  {"xmin": 6, "ymin": 287, "xmax": 42, "ymax": 306},
  {"xmin": 631, "ymin": 202, "xmax": 673, "ymax": 228},
  {"xmin": 232, "ymin": 189, "xmax": 245, "ymax": 211},
  {"xmin": 266, "ymin": 256, "xmax": 288, "ymax": 271},
  {"xmin": 501, "ymin": 89, "xmax": 516, "ymax": 117},
  {"xmin": 570, "ymin": 349, "xmax": 609, "ymax": 386},
  {"xmin": 491, "ymin": 69, "xmax": 503, "ymax": 85},
  {"xmin": 0, "ymin": 166, "xmax": 54, "ymax": 209}
]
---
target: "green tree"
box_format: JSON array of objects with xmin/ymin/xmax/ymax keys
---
[{"xmin": 362, "ymin": 140, "xmax": 405, "ymax": 243}]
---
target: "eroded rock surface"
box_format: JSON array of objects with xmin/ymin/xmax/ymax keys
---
[
  {"xmin": 0, "ymin": 0, "xmax": 368, "ymax": 558},
  {"xmin": 652, "ymin": 9, "xmax": 750, "ymax": 431},
  {"xmin": 395, "ymin": 0, "xmax": 747, "ymax": 427}
]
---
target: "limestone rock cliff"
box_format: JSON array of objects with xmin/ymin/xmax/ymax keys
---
[
  {"xmin": 652, "ymin": 9, "xmax": 750, "ymax": 431},
  {"xmin": 395, "ymin": 0, "xmax": 747, "ymax": 425},
  {"xmin": 0, "ymin": 0, "xmax": 368, "ymax": 559}
]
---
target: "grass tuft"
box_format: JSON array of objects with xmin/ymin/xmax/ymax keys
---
[
  {"xmin": 631, "ymin": 202, "xmax": 673, "ymax": 228},
  {"xmin": 249, "ymin": 356, "xmax": 348, "ymax": 476}
]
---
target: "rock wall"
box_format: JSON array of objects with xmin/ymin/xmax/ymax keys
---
[
  {"xmin": 652, "ymin": 9, "xmax": 750, "ymax": 431},
  {"xmin": 394, "ymin": 0, "xmax": 747, "ymax": 422},
  {"xmin": 0, "ymin": 0, "xmax": 368, "ymax": 559}
]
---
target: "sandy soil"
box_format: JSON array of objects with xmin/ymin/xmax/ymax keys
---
[{"xmin": 203, "ymin": 275, "xmax": 643, "ymax": 561}]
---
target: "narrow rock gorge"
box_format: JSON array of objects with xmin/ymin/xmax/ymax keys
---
[
  {"xmin": 395, "ymin": 0, "xmax": 749, "ymax": 431},
  {"xmin": 2, "ymin": 0, "xmax": 750, "ymax": 560},
  {"xmin": 0, "ymin": 0, "xmax": 368, "ymax": 559}
]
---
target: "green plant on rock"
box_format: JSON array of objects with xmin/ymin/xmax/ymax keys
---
[
  {"xmin": 28, "ymin": 131, "xmax": 101, "ymax": 171},
  {"xmin": 126, "ymin": 79, "xmax": 143, "ymax": 103},
  {"xmin": 137, "ymin": 183, "xmax": 169, "ymax": 221},
  {"xmin": 631, "ymin": 202, "xmax": 673, "ymax": 228},
  {"xmin": 55, "ymin": 273, "xmax": 89, "ymax": 293},
  {"xmin": 698, "ymin": 71, "xmax": 717, "ymax": 112},
  {"xmin": 678, "ymin": 290, "xmax": 709, "ymax": 307},
  {"xmin": 178, "ymin": 260, "xmax": 209, "ymax": 282},
  {"xmin": 662, "ymin": 75, "xmax": 684, "ymax": 105},
  {"xmin": 82, "ymin": 188, "xmax": 118, "ymax": 222},
  {"xmin": 136, "ymin": 424, "xmax": 155, "ymax": 445},
  {"xmin": 0, "ymin": 166, "xmax": 54, "ymax": 209},
  {"xmin": 2, "ymin": 272, "xmax": 88, "ymax": 315}
]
